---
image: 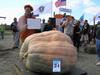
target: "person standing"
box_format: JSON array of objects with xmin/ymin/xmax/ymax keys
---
[
  {"xmin": 95, "ymin": 21, "xmax": 100, "ymax": 66},
  {"xmin": 0, "ymin": 24, "xmax": 5, "ymax": 40},
  {"xmin": 17, "ymin": 5, "xmax": 40, "ymax": 46},
  {"xmin": 73, "ymin": 21, "xmax": 81, "ymax": 52},
  {"xmin": 62, "ymin": 15, "xmax": 75, "ymax": 41},
  {"xmin": 60, "ymin": 13, "xmax": 67, "ymax": 33},
  {"xmin": 43, "ymin": 19, "xmax": 54, "ymax": 31},
  {"xmin": 81, "ymin": 20, "xmax": 90, "ymax": 50},
  {"xmin": 41, "ymin": 19, "xmax": 46, "ymax": 32},
  {"xmin": 11, "ymin": 17, "xmax": 19, "ymax": 48}
]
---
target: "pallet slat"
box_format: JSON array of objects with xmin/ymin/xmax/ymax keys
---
[{"xmin": 14, "ymin": 60, "xmax": 87, "ymax": 75}]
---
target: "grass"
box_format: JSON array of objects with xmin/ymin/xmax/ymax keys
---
[
  {"xmin": 4, "ymin": 30, "xmax": 12, "ymax": 35},
  {"xmin": 0, "ymin": 44, "xmax": 4, "ymax": 50}
]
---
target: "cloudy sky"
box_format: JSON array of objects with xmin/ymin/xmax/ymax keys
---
[{"xmin": 0, "ymin": 0, "xmax": 100, "ymax": 25}]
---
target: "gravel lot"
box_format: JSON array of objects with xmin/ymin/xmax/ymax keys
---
[{"xmin": 0, "ymin": 35, "xmax": 100, "ymax": 75}]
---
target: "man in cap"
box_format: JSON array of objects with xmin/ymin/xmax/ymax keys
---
[{"xmin": 17, "ymin": 4, "xmax": 40, "ymax": 46}]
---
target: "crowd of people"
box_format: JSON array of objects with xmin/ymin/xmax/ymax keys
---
[{"xmin": 7, "ymin": 4, "xmax": 100, "ymax": 66}]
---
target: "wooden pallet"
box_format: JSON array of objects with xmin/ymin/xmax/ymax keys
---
[
  {"xmin": 14, "ymin": 61, "xmax": 87, "ymax": 75},
  {"xmin": 14, "ymin": 62, "xmax": 35, "ymax": 75}
]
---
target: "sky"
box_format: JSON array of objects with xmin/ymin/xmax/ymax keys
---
[{"xmin": 0, "ymin": 0, "xmax": 100, "ymax": 25}]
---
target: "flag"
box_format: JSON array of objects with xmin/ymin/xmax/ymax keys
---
[
  {"xmin": 55, "ymin": 0, "xmax": 66, "ymax": 7},
  {"xmin": 79, "ymin": 14, "xmax": 84, "ymax": 21},
  {"xmin": 79, "ymin": 14, "xmax": 84, "ymax": 26},
  {"xmin": 34, "ymin": 2, "xmax": 52, "ymax": 15}
]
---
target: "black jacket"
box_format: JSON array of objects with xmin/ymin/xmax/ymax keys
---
[
  {"xmin": 11, "ymin": 22, "xmax": 18, "ymax": 32},
  {"xmin": 43, "ymin": 24, "xmax": 53, "ymax": 31},
  {"xmin": 96, "ymin": 24, "xmax": 100, "ymax": 39}
]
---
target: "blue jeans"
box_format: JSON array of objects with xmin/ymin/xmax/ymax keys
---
[
  {"xmin": 96, "ymin": 39, "xmax": 100, "ymax": 61},
  {"xmin": 13, "ymin": 32, "xmax": 19, "ymax": 47},
  {"xmin": 56, "ymin": 25, "xmax": 64, "ymax": 33}
]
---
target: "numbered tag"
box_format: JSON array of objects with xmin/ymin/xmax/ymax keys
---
[{"xmin": 52, "ymin": 59, "xmax": 61, "ymax": 72}]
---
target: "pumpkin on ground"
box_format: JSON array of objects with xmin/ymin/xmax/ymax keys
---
[{"xmin": 19, "ymin": 30, "xmax": 77, "ymax": 74}]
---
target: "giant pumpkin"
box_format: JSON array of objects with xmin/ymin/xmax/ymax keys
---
[{"xmin": 19, "ymin": 30, "xmax": 77, "ymax": 74}]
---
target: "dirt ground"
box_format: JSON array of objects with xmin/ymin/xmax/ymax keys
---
[{"xmin": 0, "ymin": 34, "xmax": 100, "ymax": 75}]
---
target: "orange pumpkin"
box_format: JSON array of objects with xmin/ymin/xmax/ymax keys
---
[{"xmin": 20, "ymin": 30, "xmax": 77, "ymax": 74}]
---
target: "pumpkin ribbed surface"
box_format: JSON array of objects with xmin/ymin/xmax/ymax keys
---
[{"xmin": 20, "ymin": 31, "xmax": 77, "ymax": 73}]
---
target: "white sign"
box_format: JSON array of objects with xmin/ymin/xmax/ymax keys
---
[
  {"xmin": 27, "ymin": 18, "xmax": 41, "ymax": 29},
  {"xmin": 59, "ymin": 8, "xmax": 72, "ymax": 13},
  {"xmin": 52, "ymin": 59, "xmax": 61, "ymax": 72}
]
